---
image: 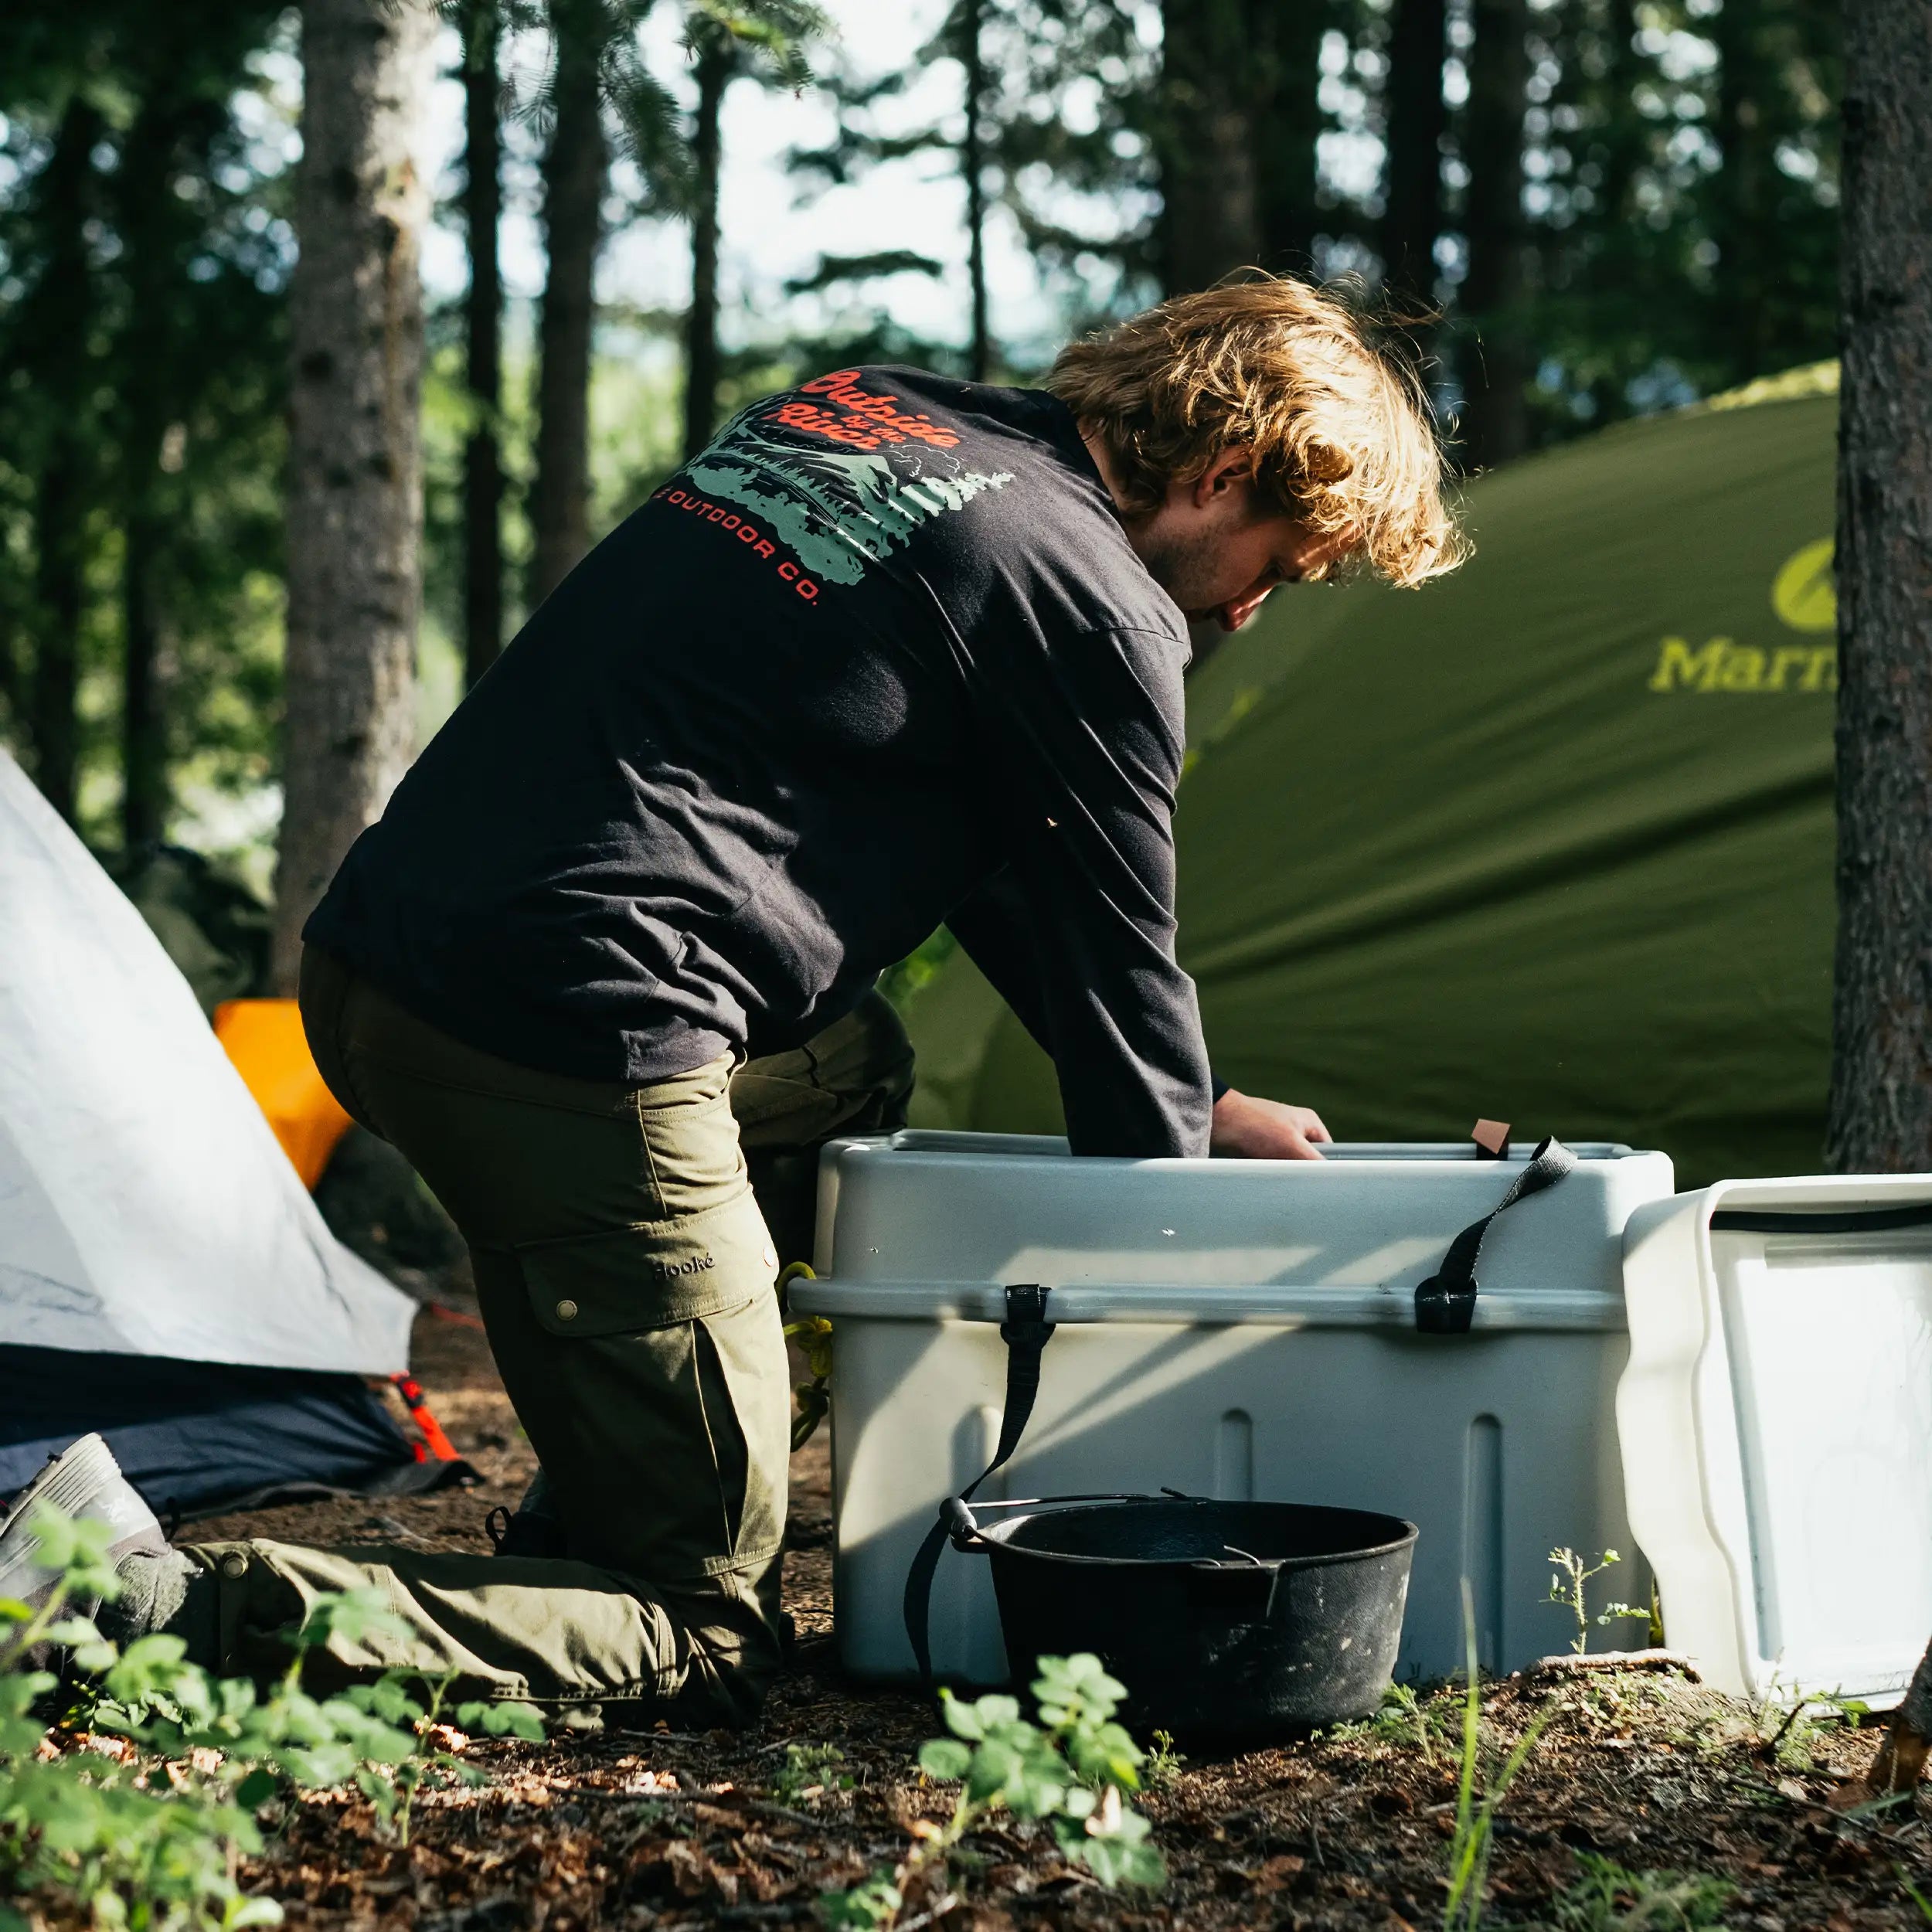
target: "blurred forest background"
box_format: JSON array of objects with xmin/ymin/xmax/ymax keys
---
[{"xmin": 0, "ymin": 0, "xmax": 1840, "ymax": 955}]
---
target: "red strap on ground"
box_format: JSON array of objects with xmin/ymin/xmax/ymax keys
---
[{"xmin": 389, "ymin": 1372, "xmax": 462, "ymax": 1462}]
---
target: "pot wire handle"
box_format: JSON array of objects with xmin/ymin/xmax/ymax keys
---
[{"xmin": 944, "ymin": 1496, "xmax": 983, "ymax": 1549}]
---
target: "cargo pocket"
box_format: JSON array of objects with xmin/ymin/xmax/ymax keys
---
[
  {"xmin": 509, "ymin": 1189, "xmax": 787, "ymax": 1579},
  {"xmin": 516, "ymin": 1189, "xmax": 777, "ymax": 1336}
]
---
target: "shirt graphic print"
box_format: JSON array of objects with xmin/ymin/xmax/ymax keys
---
[{"xmin": 662, "ymin": 369, "xmax": 1017, "ymax": 593}]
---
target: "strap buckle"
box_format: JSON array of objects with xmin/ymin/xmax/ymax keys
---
[
  {"xmin": 1413, "ymin": 1276, "xmax": 1478, "ymax": 1335},
  {"xmin": 999, "ymin": 1281, "xmax": 1053, "ymax": 1346}
]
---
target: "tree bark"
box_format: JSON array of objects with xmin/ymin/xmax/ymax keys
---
[
  {"xmin": 1583, "ymin": 0, "xmax": 1644, "ymax": 427},
  {"xmin": 462, "ymin": 0, "xmax": 505, "ymax": 689},
  {"xmin": 1825, "ymin": 0, "xmax": 1932, "ymax": 1173},
  {"xmin": 28, "ymin": 97, "xmax": 102, "ymax": 827},
  {"xmin": 1709, "ymin": 0, "xmax": 1771, "ymax": 385},
  {"xmin": 529, "ymin": 0, "xmax": 608, "ymax": 604},
  {"xmin": 1458, "ymin": 0, "xmax": 1530, "ymax": 469},
  {"xmin": 682, "ymin": 39, "xmax": 730, "ymax": 461},
  {"xmin": 121, "ymin": 501, "xmax": 167, "ymax": 849},
  {"xmin": 1157, "ymin": 0, "xmax": 1260, "ymax": 293},
  {"xmin": 960, "ymin": 0, "xmax": 992, "ymax": 382},
  {"xmin": 1253, "ymin": 0, "xmax": 1325, "ymax": 274},
  {"xmin": 1382, "ymin": 0, "xmax": 1448, "ymax": 300},
  {"xmin": 273, "ymin": 0, "xmax": 435, "ymax": 993},
  {"xmin": 116, "ymin": 94, "xmax": 194, "ymax": 851},
  {"xmin": 1869, "ymin": 1630, "xmax": 1932, "ymax": 1794}
]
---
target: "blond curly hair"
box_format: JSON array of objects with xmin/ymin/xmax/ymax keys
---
[{"xmin": 1046, "ymin": 277, "xmax": 1465, "ymax": 588}]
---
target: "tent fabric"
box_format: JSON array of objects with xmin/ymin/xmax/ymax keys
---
[
  {"xmin": 0, "ymin": 1345, "xmax": 452, "ymax": 1522},
  {"xmin": 214, "ymin": 998, "xmax": 355, "ymax": 1191},
  {"xmin": 906, "ymin": 378, "xmax": 1838, "ymax": 1189},
  {"xmin": 0, "ymin": 750, "xmax": 413, "ymax": 1373}
]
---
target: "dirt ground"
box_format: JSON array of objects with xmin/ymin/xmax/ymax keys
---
[{"xmin": 192, "ymin": 1296, "xmax": 1932, "ymax": 1931}]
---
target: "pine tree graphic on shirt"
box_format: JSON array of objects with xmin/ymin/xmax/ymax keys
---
[{"xmin": 686, "ymin": 410, "xmax": 1014, "ymax": 587}]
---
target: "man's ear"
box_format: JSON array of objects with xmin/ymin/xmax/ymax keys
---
[{"xmin": 1192, "ymin": 445, "xmax": 1257, "ymax": 508}]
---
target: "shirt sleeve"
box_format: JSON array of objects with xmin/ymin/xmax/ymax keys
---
[
  {"xmin": 948, "ymin": 866, "xmax": 1229, "ymax": 1113},
  {"xmin": 963, "ymin": 624, "xmax": 1213, "ymax": 1158}
]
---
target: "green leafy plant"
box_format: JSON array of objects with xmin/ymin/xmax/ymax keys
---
[
  {"xmin": 1547, "ymin": 1548, "xmax": 1650, "ymax": 1655},
  {"xmin": 1444, "ymin": 1582, "xmax": 1560, "ymax": 1932},
  {"xmin": 0, "ymin": 1504, "xmax": 543, "ymax": 1930},
  {"xmin": 1747, "ymin": 1675, "xmax": 1871, "ymax": 1774},
  {"xmin": 1549, "ymin": 1852, "xmax": 1734, "ymax": 1930},
  {"xmin": 1141, "ymin": 1726, "xmax": 1185, "ymax": 1791},
  {"xmin": 1746, "ymin": 1669, "xmax": 1865, "ymax": 1761},
  {"xmin": 818, "ymin": 1653, "xmax": 1165, "ymax": 1929},
  {"xmin": 1330, "ymin": 1680, "xmax": 1457, "ymax": 1763},
  {"xmin": 771, "ymin": 1741, "xmax": 852, "ymax": 1808}
]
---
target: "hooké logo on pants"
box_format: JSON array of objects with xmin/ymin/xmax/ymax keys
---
[{"xmin": 651, "ymin": 1251, "xmax": 716, "ymax": 1280}]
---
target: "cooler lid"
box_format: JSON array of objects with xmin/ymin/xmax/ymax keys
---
[
  {"xmin": 1619, "ymin": 1175, "xmax": 1932, "ymax": 1707},
  {"xmin": 811, "ymin": 1131, "xmax": 1673, "ymax": 1311}
]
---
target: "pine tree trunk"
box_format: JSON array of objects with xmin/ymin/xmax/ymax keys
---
[
  {"xmin": 529, "ymin": 0, "xmax": 608, "ymax": 604},
  {"xmin": 682, "ymin": 41, "xmax": 730, "ymax": 461},
  {"xmin": 1158, "ymin": 0, "xmax": 1260, "ymax": 293},
  {"xmin": 121, "ymin": 500, "xmax": 167, "ymax": 849},
  {"xmin": 1253, "ymin": 0, "xmax": 1325, "ymax": 274},
  {"xmin": 272, "ymin": 0, "xmax": 435, "ymax": 993},
  {"xmin": 961, "ymin": 0, "xmax": 992, "ymax": 382},
  {"xmin": 1709, "ymin": 1, "xmax": 1770, "ymax": 385},
  {"xmin": 117, "ymin": 96, "xmax": 189, "ymax": 852},
  {"xmin": 1584, "ymin": 0, "xmax": 1643, "ymax": 427},
  {"xmin": 1382, "ymin": 0, "xmax": 1448, "ymax": 300},
  {"xmin": 28, "ymin": 97, "xmax": 101, "ymax": 827},
  {"xmin": 462, "ymin": 0, "xmax": 505, "ymax": 688},
  {"xmin": 1458, "ymin": 0, "xmax": 1530, "ymax": 469},
  {"xmin": 1825, "ymin": 0, "xmax": 1932, "ymax": 1173}
]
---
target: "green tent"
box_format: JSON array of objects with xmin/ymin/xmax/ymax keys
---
[{"xmin": 906, "ymin": 366, "xmax": 1840, "ymax": 1188}]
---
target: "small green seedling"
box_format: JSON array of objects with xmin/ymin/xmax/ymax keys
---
[
  {"xmin": 1547, "ymin": 1547, "xmax": 1650, "ymax": 1655},
  {"xmin": 1141, "ymin": 1727, "xmax": 1186, "ymax": 1791},
  {"xmin": 1549, "ymin": 1852, "xmax": 1734, "ymax": 1930},
  {"xmin": 1444, "ymin": 1581, "xmax": 1560, "ymax": 1932},
  {"xmin": 819, "ymin": 1652, "xmax": 1165, "ymax": 1929},
  {"xmin": 1329, "ymin": 1680, "xmax": 1458, "ymax": 1762},
  {"xmin": 1750, "ymin": 1672, "xmax": 1871, "ymax": 1771},
  {"xmin": 772, "ymin": 1740, "xmax": 852, "ymax": 1807}
]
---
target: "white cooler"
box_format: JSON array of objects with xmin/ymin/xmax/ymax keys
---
[
  {"xmin": 1620, "ymin": 1175, "xmax": 1932, "ymax": 1709},
  {"xmin": 790, "ymin": 1130, "xmax": 1675, "ymax": 1685}
]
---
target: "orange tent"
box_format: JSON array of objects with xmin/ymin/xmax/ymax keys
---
[{"xmin": 213, "ymin": 999, "xmax": 352, "ymax": 1190}]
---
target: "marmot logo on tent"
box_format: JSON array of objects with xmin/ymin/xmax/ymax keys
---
[
  {"xmin": 1648, "ymin": 637, "xmax": 1837, "ymax": 694},
  {"xmin": 651, "ymin": 1253, "xmax": 716, "ymax": 1280}
]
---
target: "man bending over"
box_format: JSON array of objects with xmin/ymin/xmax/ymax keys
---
[{"xmin": 1, "ymin": 277, "xmax": 1461, "ymax": 1721}]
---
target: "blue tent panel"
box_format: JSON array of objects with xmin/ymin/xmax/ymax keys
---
[{"xmin": 0, "ymin": 1345, "xmax": 464, "ymax": 1522}]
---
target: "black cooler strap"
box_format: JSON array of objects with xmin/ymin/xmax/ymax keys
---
[
  {"xmin": 1414, "ymin": 1136, "xmax": 1577, "ymax": 1335},
  {"xmin": 903, "ymin": 1282, "xmax": 1056, "ymax": 1691}
]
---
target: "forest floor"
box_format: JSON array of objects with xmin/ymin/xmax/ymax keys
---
[{"xmin": 192, "ymin": 1294, "xmax": 1932, "ymax": 1932}]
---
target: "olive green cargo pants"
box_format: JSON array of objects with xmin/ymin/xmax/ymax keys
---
[{"xmin": 175, "ymin": 950, "xmax": 911, "ymax": 1722}]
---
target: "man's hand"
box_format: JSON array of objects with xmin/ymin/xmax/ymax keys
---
[{"xmin": 1210, "ymin": 1087, "xmax": 1332, "ymax": 1160}]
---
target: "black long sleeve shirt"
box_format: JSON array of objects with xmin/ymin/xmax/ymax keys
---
[{"xmin": 306, "ymin": 366, "xmax": 1213, "ymax": 1157}]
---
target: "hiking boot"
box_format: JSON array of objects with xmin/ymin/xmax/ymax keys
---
[
  {"xmin": 485, "ymin": 1469, "xmax": 570, "ymax": 1560},
  {"xmin": 0, "ymin": 1434, "xmax": 168, "ymax": 1624}
]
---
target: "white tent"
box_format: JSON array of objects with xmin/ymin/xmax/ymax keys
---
[{"xmin": 0, "ymin": 751, "xmax": 426, "ymax": 1514}]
